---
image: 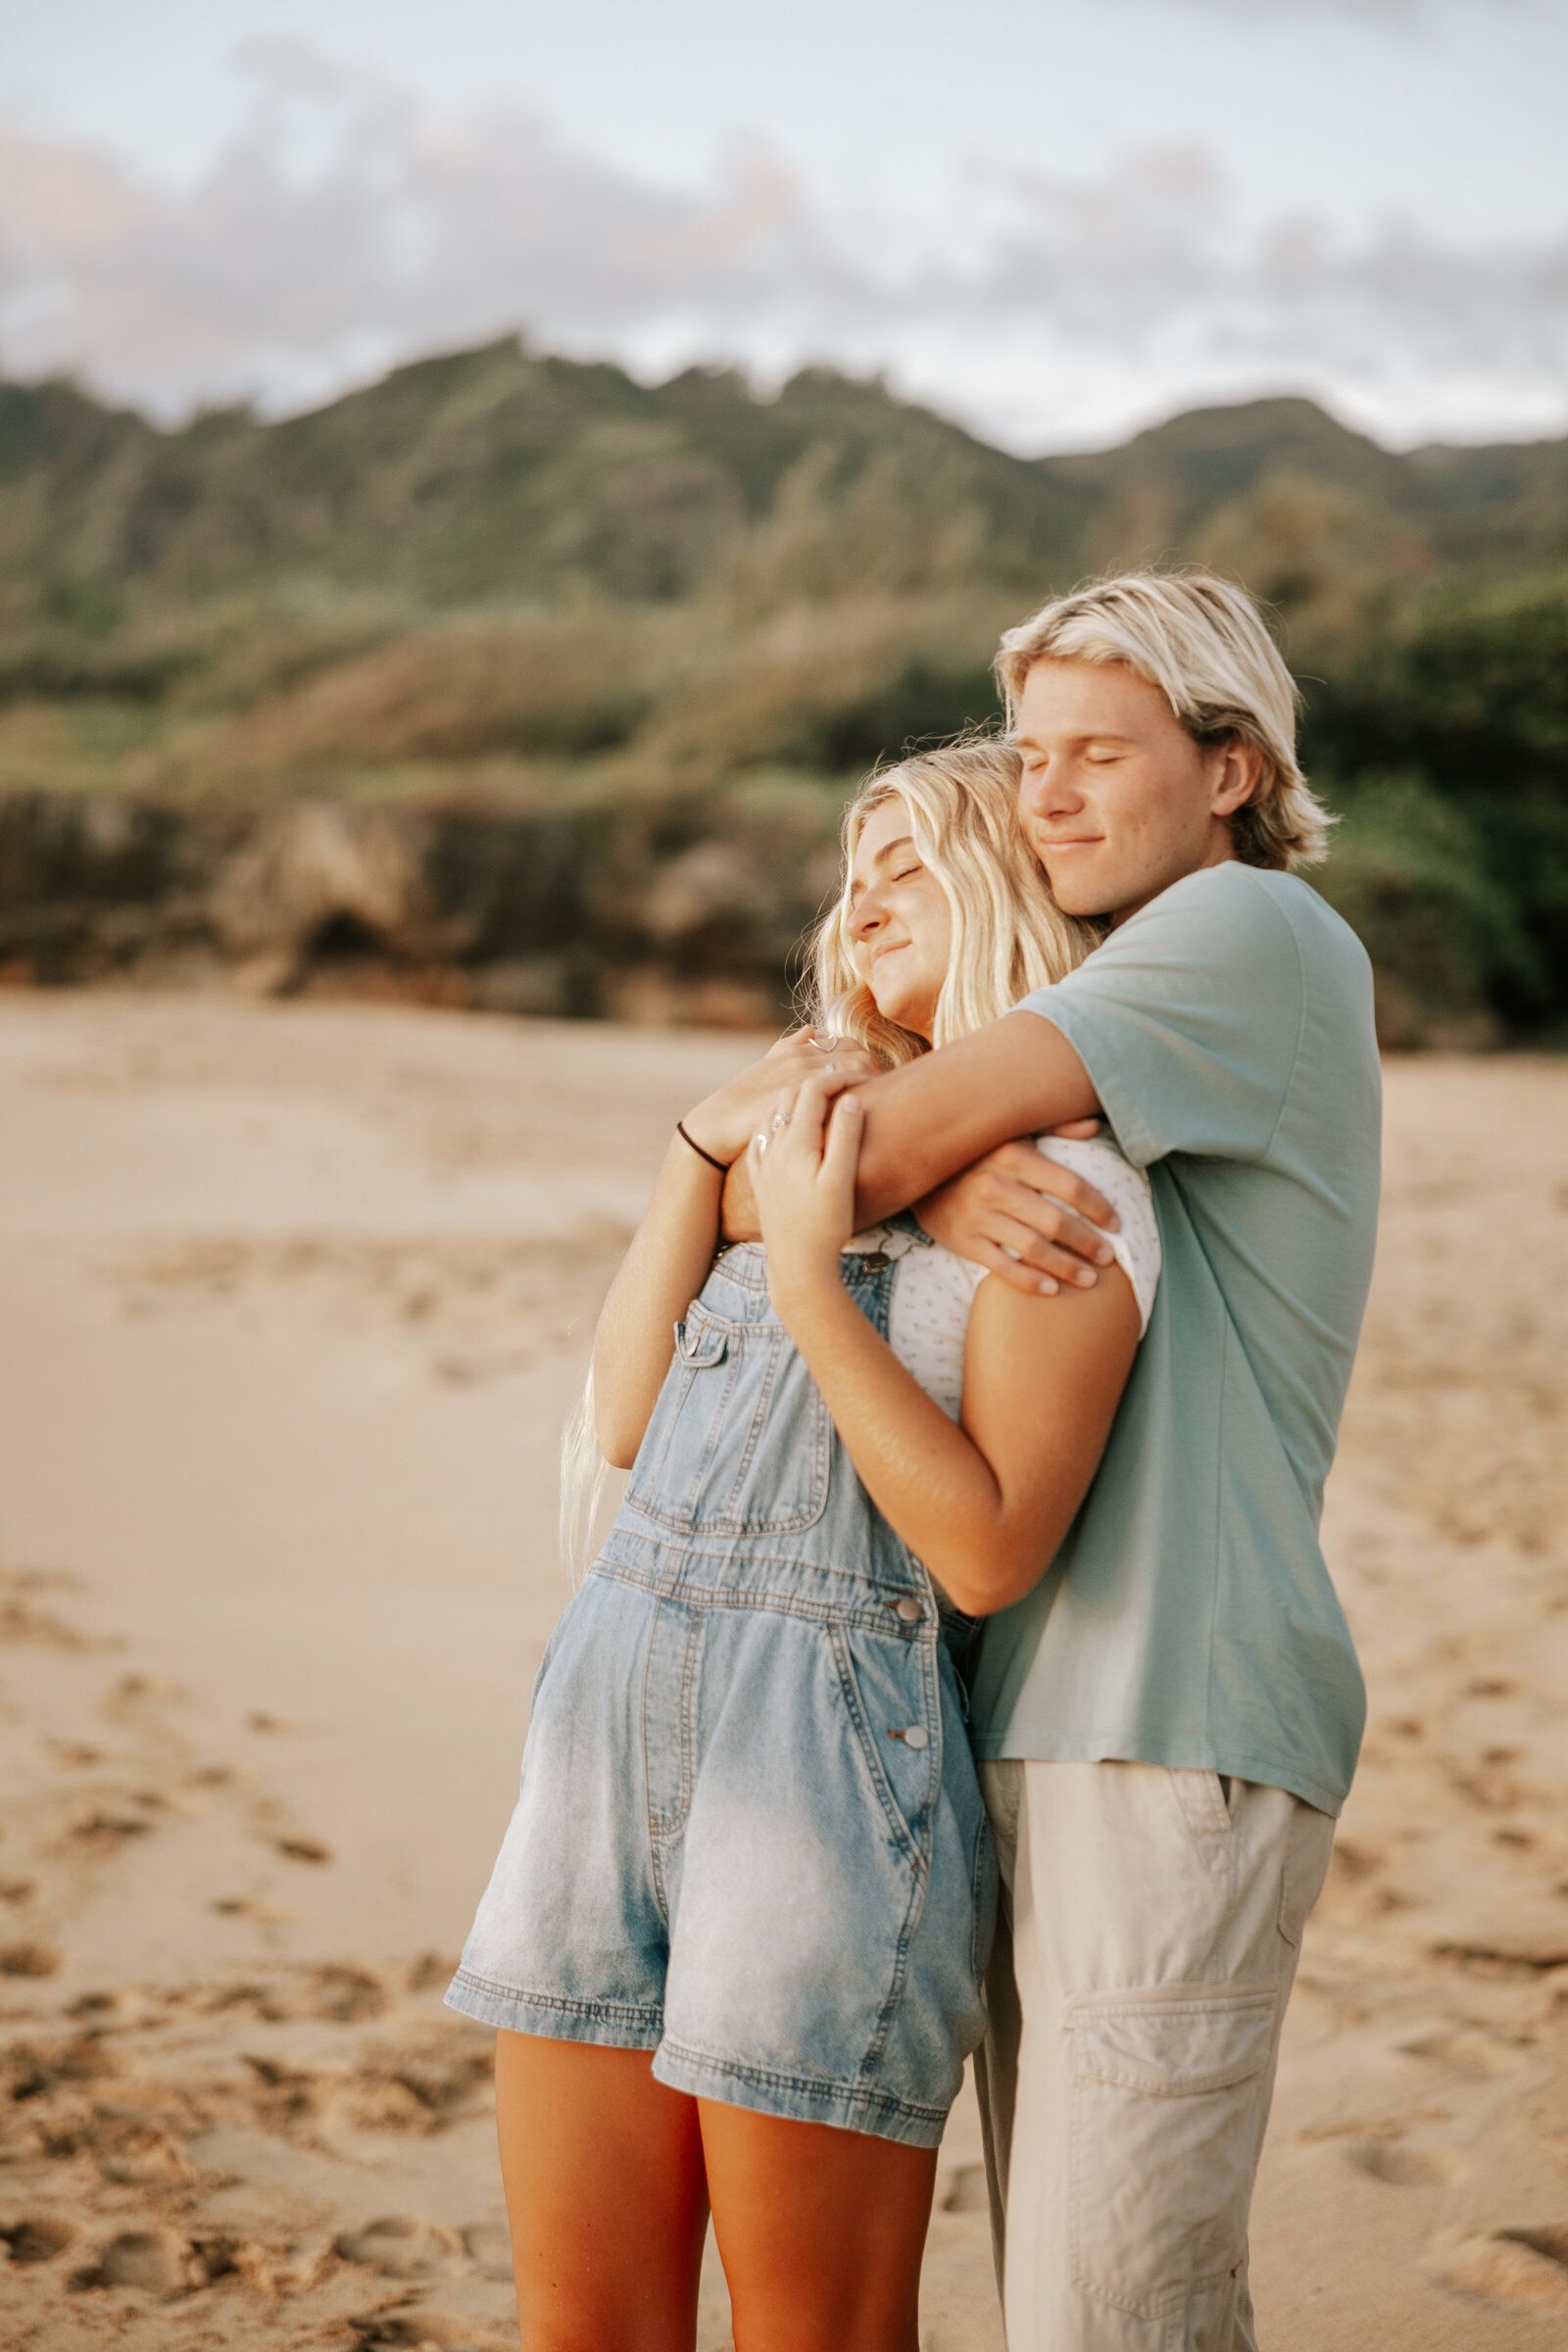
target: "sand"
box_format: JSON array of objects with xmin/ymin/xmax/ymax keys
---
[{"xmin": 0, "ymin": 989, "xmax": 1563, "ymax": 2350}]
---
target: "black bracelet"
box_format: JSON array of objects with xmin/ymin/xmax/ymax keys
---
[{"xmin": 676, "ymin": 1119, "xmax": 730, "ymax": 1174}]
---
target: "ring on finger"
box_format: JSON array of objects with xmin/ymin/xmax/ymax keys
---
[
  {"xmin": 756, "ymin": 1131, "xmax": 769, "ymax": 1155},
  {"xmin": 770, "ymin": 1108, "xmax": 792, "ymax": 1132},
  {"xmin": 808, "ymin": 1031, "xmax": 838, "ymax": 1050}
]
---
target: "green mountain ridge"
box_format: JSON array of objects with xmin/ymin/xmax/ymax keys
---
[
  {"xmin": 5, "ymin": 339, "xmax": 1567, "ymax": 614},
  {"xmin": 0, "ymin": 336, "xmax": 1565, "ymax": 1041}
]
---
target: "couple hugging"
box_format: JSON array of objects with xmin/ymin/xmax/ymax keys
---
[{"xmin": 447, "ymin": 569, "xmax": 1381, "ymax": 2352}]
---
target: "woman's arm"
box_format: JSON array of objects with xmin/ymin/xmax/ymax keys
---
[
  {"xmin": 592, "ymin": 1133, "xmax": 724, "ymax": 1468},
  {"xmin": 754, "ymin": 1079, "xmax": 1139, "ymax": 1615}
]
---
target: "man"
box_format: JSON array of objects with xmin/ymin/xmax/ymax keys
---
[{"xmin": 723, "ymin": 569, "xmax": 1380, "ymax": 2350}]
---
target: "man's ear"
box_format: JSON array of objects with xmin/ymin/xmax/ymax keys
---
[{"xmin": 1209, "ymin": 737, "xmax": 1264, "ymax": 817}]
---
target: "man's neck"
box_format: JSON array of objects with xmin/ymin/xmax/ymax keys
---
[{"xmin": 1108, "ymin": 838, "xmax": 1238, "ymax": 929}]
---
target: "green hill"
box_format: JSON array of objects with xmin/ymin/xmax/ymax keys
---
[
  {"xmin": 1, "ymin": 337, "xmax": 1565, "ymax": 1039},
  {"xmin": 6, "ymin": 345, "xmax": 1567, "ymax": 614}
]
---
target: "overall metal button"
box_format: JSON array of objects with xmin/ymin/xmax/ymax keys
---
[
  {"xmin": 890, "ymin": 1725, "xmax": 930, "ymax": 1750},
  {"xmin": 894, "ymin": 1597, "xmax": 923, "ymax": 1624},
  {"xmin": 859, "ymin": 1250, "xmax": 891, "ymax": 1272}
]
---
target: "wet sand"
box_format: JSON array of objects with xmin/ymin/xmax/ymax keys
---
[{"xmin": 0, "ymin": 990, "xmax": 1563, "ymax": 2348}]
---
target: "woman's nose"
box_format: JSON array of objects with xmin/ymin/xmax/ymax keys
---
[{"xmin": 849, "ymin": 889, "xmax": 887, "ymax": 942}]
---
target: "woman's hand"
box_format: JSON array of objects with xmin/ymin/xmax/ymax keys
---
[
  {"xmin": 680, "ymin": 1029, "xmax": 880, "ymax": 1170},
  {"xmin": 750, "ymin": 1074, "xmax": 864, "ymax": 1304}
]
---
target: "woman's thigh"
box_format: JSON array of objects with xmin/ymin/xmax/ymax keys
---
[
  {"xmin": 495, "ymin": 2032, "xmax": 709, "ymax": 2352},
  {"xmin": 699, "ymin": 2101, "xmax": 938, "ymax": 2352}
]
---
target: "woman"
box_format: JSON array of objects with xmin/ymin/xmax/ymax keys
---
[{"xmin": 447, "ymin": 744, "xmax": 1160, "ymax": 2352}]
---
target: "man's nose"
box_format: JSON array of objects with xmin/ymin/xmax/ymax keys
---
[{"xmin": 1019, "ymin": 760, "xmax": 1082, "ymax": 819}]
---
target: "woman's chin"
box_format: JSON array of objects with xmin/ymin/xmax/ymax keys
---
[{"xmin": 870, "ymin": 991, "xmax": 935, "ymax": 1039}]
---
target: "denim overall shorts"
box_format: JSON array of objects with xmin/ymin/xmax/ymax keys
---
[{"xmin": 447, "ymin": 1230, "xmax": 997, "ymax": 2147}]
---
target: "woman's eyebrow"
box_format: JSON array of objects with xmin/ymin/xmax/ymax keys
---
[{"xmin": 849, "ymin": 835, "xmax": 916, "ymax": 902}]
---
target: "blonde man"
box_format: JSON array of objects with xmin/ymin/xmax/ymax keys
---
[{"xmin": 722, "ymin": 570, "xmax": 1380, "ymax": 2351}]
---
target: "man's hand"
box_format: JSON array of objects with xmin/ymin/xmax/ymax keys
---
[{"xmin": 917, "ymin": 1138, "xmax": 1120, "ymax": 1297}]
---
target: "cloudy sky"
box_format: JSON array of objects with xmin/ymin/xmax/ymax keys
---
[{"xmin": 2, "ymin": 0, "xmax": 1564, "ymax": 453}]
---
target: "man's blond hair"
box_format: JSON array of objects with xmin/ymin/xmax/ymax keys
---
[{"xmin": 995, "ymin": 570, "xmax": 1332, "ymax": 870}]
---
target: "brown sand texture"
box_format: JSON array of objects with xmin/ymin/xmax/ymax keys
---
[{"xmin": 0, "ymin": 990, "xmax": 1564, "ymax": 2352}]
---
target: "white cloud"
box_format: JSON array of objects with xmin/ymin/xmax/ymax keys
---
[
  {"xmin": 1153, "ymin": 0, "xmax": 1544, "ymax": 22},
  {"xmin": 0, "ymin": 45, "xmax": 1564, "ymax": 452}
]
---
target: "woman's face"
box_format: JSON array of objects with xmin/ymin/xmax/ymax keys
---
[{"xmin": 847, "ymin": 796, "xmax": 953, "ymax": 1042}]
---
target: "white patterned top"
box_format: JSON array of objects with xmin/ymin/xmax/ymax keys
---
[{"xmin": 844, "ymin": 1136, "xmax": 1161, "ymax": 1422}]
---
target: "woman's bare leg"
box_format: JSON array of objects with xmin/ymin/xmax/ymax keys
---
[
  {"xmin": 699, "ymin": 2101, "xmax": 938, "ymax": 2352},
  {"xmin": 494, "ymin": 2032, "xmax": 709, "ymax": 2352}
]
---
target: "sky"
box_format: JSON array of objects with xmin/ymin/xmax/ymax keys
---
[{"xmin": 1, "ymin": 0, "xmax": 1565, "ymax": 454}]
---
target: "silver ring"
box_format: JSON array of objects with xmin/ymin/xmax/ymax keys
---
[
  {"xmin": 756, "ymin": 1131, "xmax": 769, "ymax": 1155},
  {"xmin": 770, "ymin": 1108, "xmax": 792, "ymax": 1132},
  {"xmin": 808, "ymin": 1031, "xmax": 839, "ymax": 1050}
]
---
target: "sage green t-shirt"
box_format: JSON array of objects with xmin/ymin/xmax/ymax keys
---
[{"xmin": 968, "ymin": 861, "xmax": 1381, "ymax": 1816}]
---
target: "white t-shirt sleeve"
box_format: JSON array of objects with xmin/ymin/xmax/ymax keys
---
[{"xmin": 1034, "ymin": 1136, "xmax": 1161, "ymax": 1335}]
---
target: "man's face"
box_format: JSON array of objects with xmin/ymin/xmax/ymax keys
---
[{"xmin": 1014, "ymin": 658, "xmax": 1255, "ymax": 923}]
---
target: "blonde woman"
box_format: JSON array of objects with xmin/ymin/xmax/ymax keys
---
[{"xmin": 447, "ymin": 744, "xmax": 1159, "ymax": 2352}]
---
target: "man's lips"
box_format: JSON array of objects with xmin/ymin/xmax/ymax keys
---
[{"xmin": 1035, "ymin": 835, "xmax": 1104, "ymax": 853}]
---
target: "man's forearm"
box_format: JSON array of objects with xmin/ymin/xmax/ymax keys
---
[
  {"xmin": 851, "ymin": 1011, "xmax": 1099, "ymax": 1224},
  {"xmin": 719, "ymin": 1010, "xmax": 1099, "ymax": 1243}
]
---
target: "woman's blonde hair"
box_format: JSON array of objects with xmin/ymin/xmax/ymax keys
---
[
  {"xmin": 808, "ymin": 739, "xmax": 1095, "ymax": 1062},
  {"xmin": 995, "ymin": 569, "xmax": 1333, "ymax": 869},
  {"xmin": 563, "ymin": 737, "xmax": 1092, "ymax": 1582}
]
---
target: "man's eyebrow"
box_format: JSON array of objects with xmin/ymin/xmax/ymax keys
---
[{"xmin": 1015, "ymin": 730, "xmax": 1136, "ymax": 752}]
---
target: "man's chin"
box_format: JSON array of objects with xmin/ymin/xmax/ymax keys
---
[{"xmin": 1041, "ymin": 858, "xmax": 1120, "ymax": 921}]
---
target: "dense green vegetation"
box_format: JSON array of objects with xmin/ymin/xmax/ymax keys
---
[{"xmin": 2, "ymin": 337, "xmax": 1566, "ymax": 1039}]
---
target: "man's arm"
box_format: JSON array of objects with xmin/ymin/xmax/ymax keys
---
[{"xmin": 721, "ymin": 1011, "xmax": 1114, "ymax": 1293}]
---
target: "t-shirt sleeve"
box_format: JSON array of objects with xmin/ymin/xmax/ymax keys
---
[
  {"xmin": 1034, "ymin": 1138, "xmax": 1160, "ymax": 1335},
  {"xmin": 1015, "ymin": 866, "xmax": 1306, "ymax": 1167}
]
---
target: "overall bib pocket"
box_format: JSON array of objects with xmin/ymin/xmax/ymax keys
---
[
  {"xmin": 625, "ymin": 1301, "xmax": 831, "ymax": 1538},
  {"xmin": 1066, "ymin": 1981, "xmax": 1279, "ymax": 2320}
]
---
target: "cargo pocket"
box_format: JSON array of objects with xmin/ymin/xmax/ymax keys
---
[{"xmin": 1067, "ymin": 1981, "xmax": 1279, "ymax": 2321}]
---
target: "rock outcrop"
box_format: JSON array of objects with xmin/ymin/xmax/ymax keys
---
[{"xmin": 0, "ymin": 789, "xmax": 843, "ymax": 1028}]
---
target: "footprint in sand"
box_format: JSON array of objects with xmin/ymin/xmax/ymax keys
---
[
  {"xmin": 334, "ymin": 2212, "xmax": 466, "ymax": 2278},
  {"xmin": 0, "ymin": 2215, "xmax": 76, "ymax": 2266},
  {"xmin": 1400, "ymin": 2021, "xmax": 1534, "ymax": 2076},
  {"xmin": 1438, "ymin": 2225, "xmax": 1568, "ymax": 2313},
  {"xmin": 349, "ymin": 2313, "xmax": 508, "ymax": 2350},
  {"xmin": 310, "ymin": 1964, "xmax": 388, "ymax": 2021},
  {"xmin": 462, "ymin": 2221, "xmax": 513, "ymax": 2279},
  {"xmin": 276, "ymin": 1833, "xmax": 333, "ymax": 1863},
  {"xmin": 0, "ymin": 1941, "xmax": 59, "ymax": 1979},
  {"xmin": 1348, "ymin": 2141, "xmax": 1463, "ymax": 2187},
  {"xmin": 1432, "ymin": 1933, "xmax": 1568, "ymax": 1977},
  {"xmin": 76, "ymin": 2226, "xmax": 206, "ymax": 2298}
]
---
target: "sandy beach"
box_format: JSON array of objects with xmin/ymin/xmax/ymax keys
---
[{"xmin": 0, "ymin": 988, "xmax": 1565, "ymax": 2351}]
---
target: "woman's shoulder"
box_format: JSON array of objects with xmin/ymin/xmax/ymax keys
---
[
  {"xmin": 1033, "ymin": 1134, "xmax": 1161, "ymax": 1334},
  {"xmin": 1032, "ymin": 1131, "xmax": 1148, "ymax": 1190}
]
